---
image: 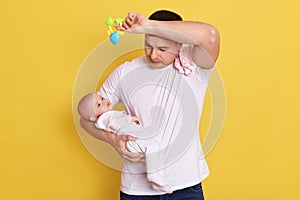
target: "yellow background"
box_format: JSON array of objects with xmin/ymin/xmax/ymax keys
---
[{"xmin": 1, "ymin": 0, "xmax": 300, "ymax": 199}]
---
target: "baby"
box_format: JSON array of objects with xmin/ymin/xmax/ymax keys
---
[{"xmin": 78, "ymin": 92, "xmax": 172, "ymax": 193}]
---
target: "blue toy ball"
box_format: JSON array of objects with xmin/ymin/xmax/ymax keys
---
[{"xmin": 110, "ymin": 32, "xmax": 120, "ymax": 45}]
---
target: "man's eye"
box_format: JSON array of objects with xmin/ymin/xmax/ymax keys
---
[{"xmin": 159, "ymin": 48, "xmax": 166, "ymax": 52}]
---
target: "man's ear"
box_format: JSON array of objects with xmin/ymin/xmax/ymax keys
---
[{"xmin": 89, "ymin": 116, "xmax": 97, "ymax": 122}]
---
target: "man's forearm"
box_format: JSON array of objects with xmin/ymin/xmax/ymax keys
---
[
  {"xmin": 79, "ymin": 117, "xmax": 112, "ymax": 143},
  {"xmin": 144, "ymin": 19, "xmax": 220, "ymax": 67},
  {"xmin": 145, "ymin": 20, "xmax": 219, "ymax": 47}
]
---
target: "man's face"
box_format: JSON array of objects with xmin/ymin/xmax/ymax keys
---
[
  {"xmin": 144, "ymin": 35, "xmax": 182, "ymax": 68},
  {"xmin": 93, "ymin": 94, "xmax": 112, "ymax": 116}
]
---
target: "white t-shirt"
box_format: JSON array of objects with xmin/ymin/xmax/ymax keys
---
[
  {"xmin": 95, "ymin": 110, "xmax": 173, "ymax": 193},
  {"xmin": 99, "ymin": 45, "xmax": 213, "ymax": 195}
]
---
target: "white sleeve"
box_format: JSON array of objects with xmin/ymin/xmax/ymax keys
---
[
  {"xmin": 95, "ymin": 111, "xmax": 131, "ymax": 134},
  {"xmin": 98, "ymin": 67, "xmax": 122, "ymax": 107},
  {"xmin": 181, "ymin": 45, "xmax": 215, "ymax": 83},
  {"xmin": 94, "ymin": 111, "xmax": 117, "ymax": 133}
]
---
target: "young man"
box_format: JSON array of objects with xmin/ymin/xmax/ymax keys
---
[{"xmin": 80, "ymin": 10, "xmax": 220, "ymax": 199}]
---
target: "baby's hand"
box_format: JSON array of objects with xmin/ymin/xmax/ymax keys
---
[{"xmin": 131, "ymin": 116, "xmax": 141, "ymax": 125}]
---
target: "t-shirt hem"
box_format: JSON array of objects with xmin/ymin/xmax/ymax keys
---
[{"xmin": 120, "ymin": 170, "xmax": 209, "ymax": 196}]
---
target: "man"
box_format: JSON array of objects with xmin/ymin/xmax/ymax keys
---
[{"xmin": 80, "ymin": 10, "xmax": 220, "ymax": 199}]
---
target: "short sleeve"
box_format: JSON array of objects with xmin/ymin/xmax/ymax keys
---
[
  {"xmin": 180, "ymin": 45, "xmax": 215, "ymax": 83},
  {"xmin": 98, "ymin": 67, "xmax": 122, "ymax": 107}
]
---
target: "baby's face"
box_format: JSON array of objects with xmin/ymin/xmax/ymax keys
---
[{"xmin": 93, "ymin": 94, "xmax": 112, "ymax": 116}]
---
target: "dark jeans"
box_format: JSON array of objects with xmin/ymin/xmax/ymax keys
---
[{"xmin": 120, "ymin": 183, "xmax": 204, "ymax": 200}]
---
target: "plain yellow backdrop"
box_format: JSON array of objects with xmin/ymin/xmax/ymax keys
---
[{"xmin": 1, "ymin": 0, "xmax": 300, "ymax": 199}]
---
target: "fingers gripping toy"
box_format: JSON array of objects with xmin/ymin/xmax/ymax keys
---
[{"xmin": 105, "ymin": 17, "xmax": 124, "ymax": 45}]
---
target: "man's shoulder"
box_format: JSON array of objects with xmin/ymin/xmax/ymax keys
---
[
  {"xmin": 105, "ymin": 56, "xmax": 146, "ymax": 80},
  {"xmin": 106, "ymin": 56, "xmax": 145, "ymax": 79},
  {"xmin": 118, "ymin": 56, "xmax": 147, "ymax": 70}
]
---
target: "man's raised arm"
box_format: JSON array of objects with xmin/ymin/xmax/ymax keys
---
[{"xmin": 117, "ymin": 12, "xmax": 220, "ymax": 69}]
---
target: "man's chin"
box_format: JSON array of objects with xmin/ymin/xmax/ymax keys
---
[{"xmin": 148, "ymin": 62, "xmax": 167, "ymax": 69}]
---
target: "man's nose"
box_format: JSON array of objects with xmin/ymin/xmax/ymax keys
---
[{"xmin": 150, "ymin": 48, "xmax": 158, "ymax": 60}]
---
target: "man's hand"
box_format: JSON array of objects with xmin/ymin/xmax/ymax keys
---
[
  {"xmin": 115, "ymin": 12, "xmax": 149, "ymax": 34},
  {"xmin": 107, "ymin": 133, "xmax": 144, "ymax": 163}
]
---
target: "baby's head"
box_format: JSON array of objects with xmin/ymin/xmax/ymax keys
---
[{"xmin": 78, "ymin": 93, "xmax": 112, "ymax": 121}]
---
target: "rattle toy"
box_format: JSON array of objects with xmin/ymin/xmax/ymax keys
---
[{"xmin": 105, "ymin": 17, "xmax": 124, "ymax": 45}]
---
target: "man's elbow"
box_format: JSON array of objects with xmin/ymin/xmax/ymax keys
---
[
  {"xmin": 79, "ymin": 117, "xmax": 88, "ymax": 130},
  {"xmin": 208, "ymin": 27, "xmax": 220, "ymax": 46}
]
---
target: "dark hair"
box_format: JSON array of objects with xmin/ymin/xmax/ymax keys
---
[{"xmin": 148, "ymin": 10, "xmax": 182, "ymax": 21}]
